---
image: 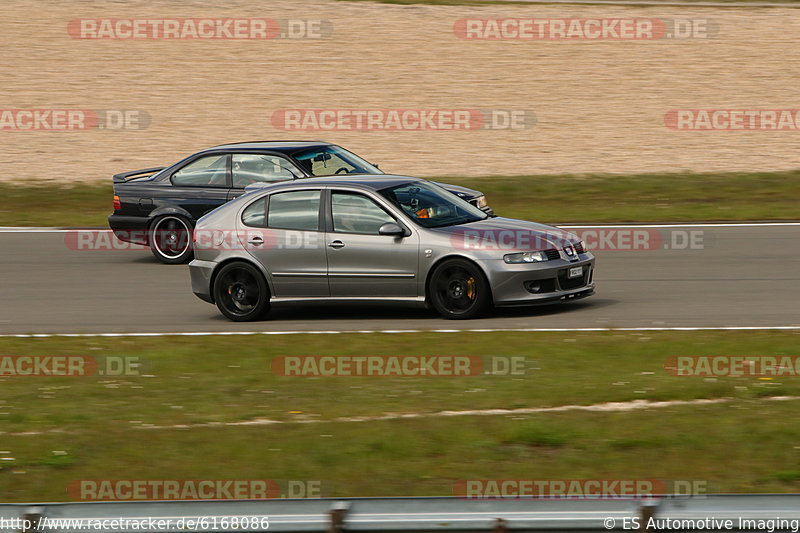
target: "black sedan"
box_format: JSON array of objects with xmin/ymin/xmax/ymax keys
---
[{"xmin": 108, "ymin": 141, "xmax": 492, "ymax": 263}]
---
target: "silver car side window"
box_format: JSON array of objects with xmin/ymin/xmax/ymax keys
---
[
  {"xmin": 241, "ymin": 197, "xmax": 268, "ymax": 228},
  {"xmin": 267, "ymin": 190, "xmax": 321, "ymax": 232},
  {"xmin": 332, "ymin": 192, "xmax": 395, "ymax": 235}
]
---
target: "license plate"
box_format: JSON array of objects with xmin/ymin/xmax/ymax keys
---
[{"xmin": 568, "ymin": 266, "xmax": 583, "ymax": 279}]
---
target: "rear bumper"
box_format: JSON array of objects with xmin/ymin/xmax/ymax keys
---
[
  {"xmin": 189, "ymin": 259, "xmax": 216, "ymax": 303},
  {"xmin": 108, "ymin": 214, "xmax": 149, "ymax": 245}
]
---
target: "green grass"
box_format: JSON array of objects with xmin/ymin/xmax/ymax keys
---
[
  {"xmin": 444, "ymin": 171, "xmax": 800, "ymax": 223},
  {"xmin": 2, "ymin": 170, "xmax": 798, "ymax": 227},
  {"xmin": 1, "ymin": 330, "xmax": 799, "ymax": 500},
  {"xmin": 3, "ymin": 402, "xmax": 800, "ymax": 501},
  {"xmin": 0, "ymin": 181, "xmax": 111, "ymax": 227}
]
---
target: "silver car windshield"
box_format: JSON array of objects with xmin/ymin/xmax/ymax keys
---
[
  {"xmin": 379, "ymin": 181, "xmax": 488, "ymax": 228},
  {"xmin": 293, "ymin": 146, "xmax": 384, "ymax": 177}
]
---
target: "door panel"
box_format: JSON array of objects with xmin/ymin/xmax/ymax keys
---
[
  {"xmin": 238, "ymin": 190, "xmax": 329, "ymax": 298},
  {"xmin": 326, "ymin": 191, "xmax": 419, "ymax": 297},
  {"xmin": 326, "ymin": 232, "xmax": 420, "ymax": 297}
]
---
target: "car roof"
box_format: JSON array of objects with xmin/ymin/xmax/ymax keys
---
[
  {"xmin": 205, "ymin": 141, "xmax": 334, "ymax": 152},
  {"xmin": 252, "ymin": 174, "xmax": 425, "ymax": 192}
]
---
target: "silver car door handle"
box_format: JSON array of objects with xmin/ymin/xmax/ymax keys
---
[
  {"xmin": 248, "ymin": 236, "xmax": 264, "ymax": 246},
  {"xmin": 328, "ymin": 240, "xmax": 345, "ymax": 249}
]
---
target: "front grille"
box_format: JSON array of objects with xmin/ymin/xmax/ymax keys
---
[
  {"xmin": 544, "ymin": 249, "xmax": 561, "ymax": 261},
  {"xmin": 558, "ymin": 266, "xmax": 589, "ymax": 290},
  {"xmin": 574, "ymin": 241, "xmax": 585, "ymax": 254},
  {"xmin": 468, "ymin": 198, "xmax": 478, "ymax": 207}
]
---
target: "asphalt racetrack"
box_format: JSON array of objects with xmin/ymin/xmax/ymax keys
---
[{"xmin": 1, "ymin": 224, "xmax": 798, "ymax": 335}]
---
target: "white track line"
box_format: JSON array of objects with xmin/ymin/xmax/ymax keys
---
[
  {"xmin": 139, "ymin": 396, "xmax": 800, "ymax": 431},
  {"xmin": 1, "ymin": 222, "xmax": 799, "ymax": 233},
  {"xmin": 5, "ymin": 397, "xmax": 798, "ymax": 436},
  {"xmin": 1, "ymin": 325, "xmax": 798, "ymax": 338}
]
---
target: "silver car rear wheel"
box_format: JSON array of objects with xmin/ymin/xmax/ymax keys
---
[{"xmin": 213, "ymin": 262, "xmax": 271, "ymax": 322}]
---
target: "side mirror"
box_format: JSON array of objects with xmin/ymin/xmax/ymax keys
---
[
  {"xmin": 378, "ymin": 222, "xmax": 407, "ymax": 237},
  {"xmin": 372, "ymin": 162, "xmax": 380, "ymax": 169}
]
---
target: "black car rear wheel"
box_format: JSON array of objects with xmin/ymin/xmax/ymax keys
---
[
  {"xmin": 149, "ymin": 215, "xmax": 193, "ymax": 264},
  {"xmin": 213, "ymin": 262, "xmax": 271, "ymax": 322},
  {"xmin": 428, "ymin": 258, "xmax": 492, "ymax": 319}
]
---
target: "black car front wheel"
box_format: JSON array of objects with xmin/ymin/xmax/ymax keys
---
[
  {"xmin": 428, "ymin": 258, "xmax": 492, "ymax": 319},
  {"xmin": 213, "ymin": 262, "xmax": 271, "ymax": 322},
  {"xmin": 149, "ymin": 215, "xmax": 193, "ymax": 264}
]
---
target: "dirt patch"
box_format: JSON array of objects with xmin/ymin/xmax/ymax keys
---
[{"xmin": 2, "ymin": 0, "xmax": 799, "ymax": 182}]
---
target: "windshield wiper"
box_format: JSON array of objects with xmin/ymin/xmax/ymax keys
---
[{"xmin": 430, "ymin": 217, "xmax": 483, "ymax": 228}]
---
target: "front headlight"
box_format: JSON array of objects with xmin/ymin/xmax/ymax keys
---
[
  {"xmin": 504, "ymin": 251, "xmax": 547, "ymax": 264},
  {"xmin": 476, "ymin": 195, "xmax": 488, "ymax": 208}
]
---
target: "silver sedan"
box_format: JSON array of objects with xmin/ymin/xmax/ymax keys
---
[{"xmin": 189, "ymin": 175, "xmax": 595, "ymax": 321}]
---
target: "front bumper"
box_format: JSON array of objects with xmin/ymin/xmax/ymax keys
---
[
  {"xmin": 481, "ymin": 255, "xmax": 595, "ymax": 306},
  {"xmin": 189, "ymin": 259, "xmax": 216, "ymax": 303}
]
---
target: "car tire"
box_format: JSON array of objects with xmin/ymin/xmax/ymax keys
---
[
  {"xmin": 213, "ymin": 262, "xmax": 271, "ymax": 322},
  {"xmin": 428, "ymin": 258, "xmax": 492, "ymax": 319},
  {"xmin": 149, "ymin": 215, "xmax": 194, "ymax": 264}
]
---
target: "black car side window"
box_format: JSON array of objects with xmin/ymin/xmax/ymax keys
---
[
  {"xmin": 266, "ymin": 190, "xmax": 321, "ymax": 232},
  {"xmin": 232, "ymin": 154, "xmax": 299, "ymax": 188},
  {"xmin": 172, "ymin": 154, "xmax": 229, "ymax": 187}
]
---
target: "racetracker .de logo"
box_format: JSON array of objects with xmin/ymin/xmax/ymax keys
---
[
  {"xmin": 0, "ymin": 355, "xmax": 140, "ymax": 377},
  {"xmin": 271, "ymin": 109, "xmax": 536, "ymax": 131},
  {"xmin": 448, "ymin": 228, "xmax": 708, "ymax": 252},
  {"xmin": 455, "ymin": 479, "xmax": 708, "ymax": 499},
  {"xmin": 664, "ymin": 109, "xmax": 800, "ymax": 131},
  {"xmin": 454, "ymin": 18, "xmax": 717, "ymax": 40},
  {"xmin": 68, "ymin": 18, "xmax": 332, "ymax": 39},
  {"xmin": 69, "ymin": 480, "xmax": 280, "ymax": 501},
  {"xmin": 272, "ymin": 355, "xmax": 485, "ymax": 377},
  {"xmin": 665, "ymin": 356, "xmax": 800, "ymax": 377},
  {"xmin": 0, "ymin": 109, "xmax": 150, "ymax": 131},
  {"xmin": 665, "ymin": 109, "xmax": 800, "ymax": 130}
]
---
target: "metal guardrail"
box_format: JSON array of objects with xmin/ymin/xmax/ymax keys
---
[{"xmin": 2, "ymin": 495, "xmax": 800, "ymax": 532}]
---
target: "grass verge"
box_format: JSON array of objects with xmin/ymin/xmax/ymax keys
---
[
  {"xmin": 2, "ymin": 170, "xmax": 799, "ymax": 227},
  {"xmin": 1, "ymin": 330, "xmax": 799, "ymax": 500}
]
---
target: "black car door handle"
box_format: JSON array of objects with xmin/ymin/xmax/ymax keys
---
[{"xmin": 328, "ymin": 240, "xmax": 345, "ymax": 249}]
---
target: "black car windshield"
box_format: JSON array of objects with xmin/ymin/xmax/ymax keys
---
[
  {"xmin": 379, "ymin": 181, "xmax": 488, "ymax": 228},
  {"xmin": 293, "ymin": 146, "xmax": 383, "ymax": 176}
]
